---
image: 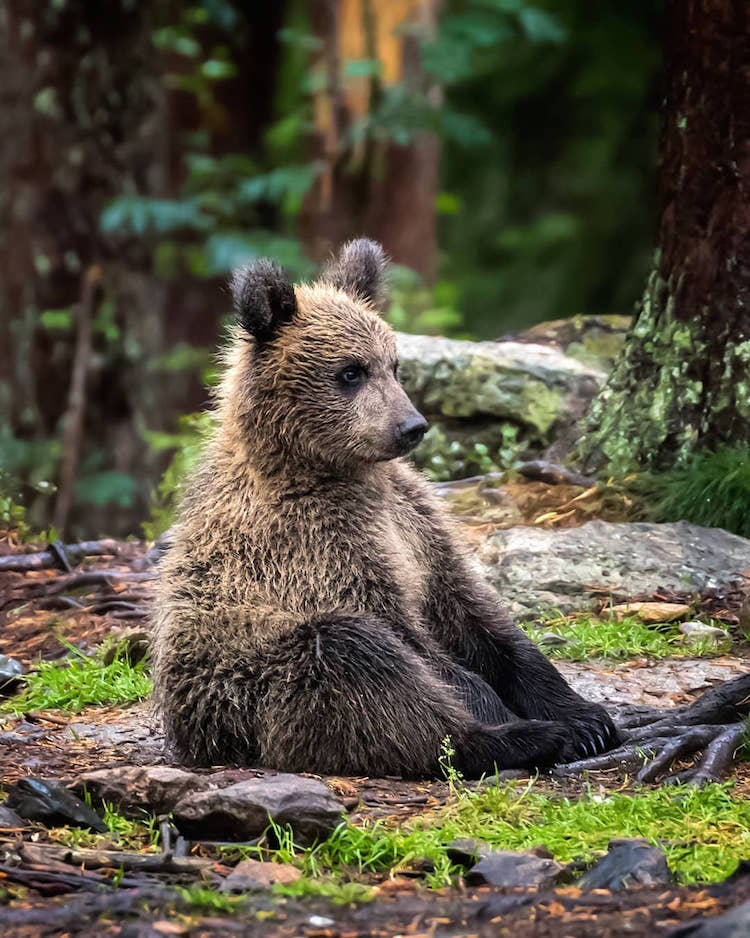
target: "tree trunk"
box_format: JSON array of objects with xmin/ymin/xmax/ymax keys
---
[
  {"xmin": 578, "ymin": 0, "xmax": 750, "ymax": 475},
  {"xmin": 300, "ymin": 0, "xmax": 440, "ymax": 280}
]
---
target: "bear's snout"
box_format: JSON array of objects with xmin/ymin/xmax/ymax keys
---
[{"xmin": 394, "ymin": 413, "xmax": 428, "ymax": 456}]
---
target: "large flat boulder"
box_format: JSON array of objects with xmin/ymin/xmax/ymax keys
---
[
  {"xmin": 477, "ymin": 520, "xmax": 750, "ymax": 619},
  {"xmin": 397, "ymin": 333, "xmax": 605, "ymax": 440}
]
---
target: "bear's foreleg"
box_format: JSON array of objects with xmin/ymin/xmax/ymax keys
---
[{"xmin": 425, "ymin": 571, "xmax": 621, "ymax": 761}]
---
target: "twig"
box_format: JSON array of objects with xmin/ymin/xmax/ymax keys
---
[
  {"xmin": 0, "ymin": 541, "xmax": 121, "ymax": 572},
  {"xmin": 18, "ymin": 842, "xmax": 217, "ymax": 875},
  {"xmin": 518, "ymin": 460, "xmax": 597, "ymax": 488},
  {"xmin": 53, "ymin": 265, "xmax": 101, "ymax": 536}
]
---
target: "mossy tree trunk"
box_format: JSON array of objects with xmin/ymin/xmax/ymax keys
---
[{"xmin": 579, "ymin": 0, "xmax": 750, "ymax": 476}]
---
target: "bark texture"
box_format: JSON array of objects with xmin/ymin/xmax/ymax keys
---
[
  {"xmin": 579, "ymin": 0, "xmax": 750, "ymax": 475},
  {"xmin": 300, "ymin": 0, "xmax": 440, "ymax": 280}
]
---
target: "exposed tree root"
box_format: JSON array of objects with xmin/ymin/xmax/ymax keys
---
[{"xmin": 555, "ymin": 674, "xmax": 750, "ymax": 783}]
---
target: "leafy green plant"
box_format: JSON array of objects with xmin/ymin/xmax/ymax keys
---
[
  {"xmin": 634, "ymin": 445, "xmax": 750, "ymax": 538},
  {"xmin": 1, "ymin": 643, "xmax": 152, "ymax": 715},
  {"xmin": 142, "ymin": 411, "xmax": 214, "ymax": 540},
  {"xmin": 523, "ymin": 613, "xmax": 731, "ymax": 662},
  {"xmin": 416, "ymin": 424, "xmax": 521, "ymax": 482}
]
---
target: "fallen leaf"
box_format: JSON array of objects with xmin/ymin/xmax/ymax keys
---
[{"xmin": 609, "ymin": 601, "xmax": 691, "ymax": 623}]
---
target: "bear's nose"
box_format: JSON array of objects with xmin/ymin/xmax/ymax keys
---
[{"xmin": 395, "ymin": 414, "xmax": 428, "ymax": 454}]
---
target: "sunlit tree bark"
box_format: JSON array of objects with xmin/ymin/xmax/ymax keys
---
[
  {"xmin": 301, "ymin": 0, "xmax": 440, "ymax": 280},
  {"xmin": 579, "ymin": 0, "xmax": 750, "ymax": 474}
]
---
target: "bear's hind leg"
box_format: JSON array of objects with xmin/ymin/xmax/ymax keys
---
[{"xmin": 254, "ymin": 613, "xmax": 568, "ymax": 778}]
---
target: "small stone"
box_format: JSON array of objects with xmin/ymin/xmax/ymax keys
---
[
  {"xmin": 72, "ymin": 766, "xmax": 213, "ymax": 817},
  {"xmin": 539, "ymin": 633, "xmax": 568, "ymax": 648},
  {"xmin": 7, "ymin": 777, "xmax": 106, "ymax": 831},
  {"xmin": 173, "ymin": 774, "xmax": 345, "ymax": 845},
  {"xmin": 0, "ymin": 804, "xmax": 27, "ymax": 827},
  {"xmin": 578, "ymin": 838, "xmax": 671, "ymax": 890},
  {"xmin": 464, "ymin": 848, "xmax": 565, "ymax": 889},
  {"xmin": 308, "ymin": 916, "xmax": 335, "ymax": 929},
  {"xmin": 220, "ymin": 859, "xmax": 301, "ymax": 892},
  {"xmin": 446, "ymin": 838, "xmax": 496, "ymax": 865},
  {"xmin": 0, "ymin": 654, "xmax": 24, "ymax": 695},
  {"xmin": 679, "ymin": 621, "xmax": 730, "ymax": 642}
]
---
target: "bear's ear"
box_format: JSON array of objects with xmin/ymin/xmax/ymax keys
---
[
  {"xmin": 323, "ymin": 238, "xmax": 389, "ymax": 309},
  {"xmin": 231, "ymin": 259, "xmax": 297, "ymax": 344}
]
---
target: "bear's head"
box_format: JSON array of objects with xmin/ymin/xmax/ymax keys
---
[{"xmin": 223, "ymin": 239, "xmax": 427, "ymax": 476}]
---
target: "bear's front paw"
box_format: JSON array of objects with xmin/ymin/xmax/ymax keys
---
[{"xmin": 558, "ymin": 704, "xmax": 621, "ymax": 763}]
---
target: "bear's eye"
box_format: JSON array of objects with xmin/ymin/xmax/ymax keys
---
[{"xmin": 337, "ymin": 364, "xmax": 367, "ymax": 389}]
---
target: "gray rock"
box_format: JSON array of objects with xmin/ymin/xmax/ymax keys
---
[
  {"xmin": 446, "ymin": 838, "xmax": 496, "ymax": 865},
  {"xmin": 477, "ymin": 520, "xmax": 750, "ymax": 619},
  {"xmin": 578, "ymin": 838, "xmax": 671, "ymax": 890},
  {"xmin": 397, "ymin": 333, "xmax": 604, "ymax": 440},
  {"xmin": 173, "ymin": 774, "xmax": 344, "ymax": 845},
  {"xmin": 667, "ymin": 901, "xmax": 750, "ymax": 937},
  {"xmin": 0, "ymin": 804, "xmax": 26, "ymax": 827},
  {"xmin": 464, "ymin": 848, "xmax": 565, "ymax": 889},
  {"xmin": 7, "ymin": 777, "xmax": 106, "ymax": 832},
  {"xmin": 679, "ymin": 621, "xmax": 731, "ymax": 642},
  {"xmin": 0, "ymin": 654, "xmax": 24, "ymax": 695},
  {"xmin": 71, "ymin": 766, "xmax": 214, "ymax": 817},
  {"xmin": 539, "ymin": 633, "xmax": 568, "ymax": 648}
]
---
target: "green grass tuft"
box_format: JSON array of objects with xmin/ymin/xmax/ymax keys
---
[
  {"xmin": 260, "ymin": 781, "xmax": 749, "ymax": 887},
  {"xmin": 0, "ymin": 643, "xmax": 152, "ymax": 714},
  {"xmin": 635, "ymin": 445, "xmax": 750, "ymax": 538},
  {"xmin": 51, "ymin": 801, "xmax": 160, "ymax": 852},
  {"xmin": 176, "ymin": 885, "xmax": 249, "ymax": 914},
  {"xmin": 272, "ymin": 879, "xmax": 375, "ymax": 904},
  {"xmin": 523, "ymin": 613, "xmax": 731, "ymax": 661}
]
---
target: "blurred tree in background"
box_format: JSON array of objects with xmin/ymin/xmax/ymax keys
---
[{"xmin": 0, "ymin": 0, "xmax": 664, "ymax": 535}]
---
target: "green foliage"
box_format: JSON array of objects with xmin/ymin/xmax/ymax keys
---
[
  {"xmin": 260, "ymin": 781, "xmax": 749, "ymax": 887},
  {"xmin": 0, "ymin": 470, "xmax": 30, "ymax": 539},
  {"xmin": 385, "ymin": 268, "xmax": 466, "ymax": 337},
  {"xmin": 634, "ymin": 446, "xmax": 750, "ymax": 538},
  {"xmin": 436, "ymin": 0, "xmax": 662, "ymax": 334},
  {"xmin": 417, "ymin": 424, "xmax": 521, "ymax": 482},
  {"xmin": 142, "ymin": 411, "xmax": 214, "ymax": 540},
  {"xmin": 177, "ymin": 885, "xmax": 248, "ymax": 914},
  {"xmin": 523, "ymin": 613, "xmax": 732, "ymax": 662},
  {"xmin": 53, "ymin": 802, "xmax": 160, "ymax": 853},
  {"xmin": 273, "ymin": 879, "xmax": 375, "ymax": 905},
  {"xmin": 1, "ymin": 643, "xmax": 152, "ymax": 715}
]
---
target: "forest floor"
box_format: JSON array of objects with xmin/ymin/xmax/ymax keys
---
[{"xmin": 1, "ymin": 477, "xmax": 749, "ymax": 936}]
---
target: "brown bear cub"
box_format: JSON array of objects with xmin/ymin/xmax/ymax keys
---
[{"xmin": 152, "ymin": 240, "xmax": 619, "ymax": 778}]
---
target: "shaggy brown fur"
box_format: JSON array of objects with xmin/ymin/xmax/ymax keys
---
[{"xmin": 152, "ymin": 240, "xmax": 619, "ymax": 778}]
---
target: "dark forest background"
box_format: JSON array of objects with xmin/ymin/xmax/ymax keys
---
[{"xmin": 0, "ymin": 0, "xmax": 664, "ymax": 536}]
